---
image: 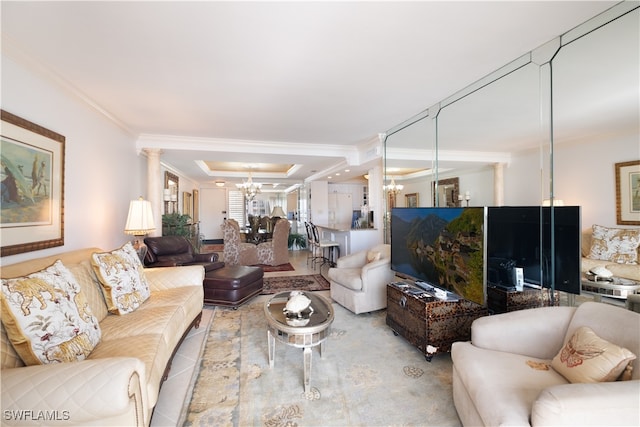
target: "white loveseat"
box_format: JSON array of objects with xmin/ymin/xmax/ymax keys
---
[
  {"xmin": 451, "ymin": 302, "xmax": 640, "ymax": 426},
  {"xmin": 1, "ymin": 247, "xmax": 204, "ymax": 426}
]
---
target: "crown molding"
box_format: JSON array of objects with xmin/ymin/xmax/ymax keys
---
[{"xmin": 136, "ymin": 133, "xmax": 358, "ymax": 157}]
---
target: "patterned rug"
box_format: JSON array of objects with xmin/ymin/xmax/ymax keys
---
[
  {"xmin": 180, "ymin": 295, "xmax": 461, "ymax": 426},
  {"xmin": 257, "ymin": 263, "xmax": 295, "ymax": 273},
  {"xmin": 261, "ymin": 274, "xmax": 330, "ymax": 295}
]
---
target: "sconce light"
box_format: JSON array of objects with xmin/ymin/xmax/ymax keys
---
[
  {"xmin": 215, "ymin": 181, "xmax": 225, "ymax": 187},
  {"xmin": 124, "ymin": 197, "xmax": 155, "ymax": 261},
  {"xmin": 458, "ymin": 191, "xmax": 471, "ymax": 207}
]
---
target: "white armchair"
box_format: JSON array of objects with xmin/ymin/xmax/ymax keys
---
[{"xmin": 328, "ymin": 243, "xmax": 396, "ymax": 314}]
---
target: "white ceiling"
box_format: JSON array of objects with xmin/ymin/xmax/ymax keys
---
[{"xmin": 1, "ymin": 1, "xmax": 625, "ymax": 188}]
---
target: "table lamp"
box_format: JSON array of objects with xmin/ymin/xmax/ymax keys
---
[
  {"xmin": 271, "ymin": 206, "xmax": 286, "ymax": 218},
  {"xmin": 124, "ymin": 197, "xmax": 156, "ymax": 262}
]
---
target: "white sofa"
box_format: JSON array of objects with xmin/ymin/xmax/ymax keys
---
[
  {"xmin": 1, "ymin": 247, "xmax": 204, "ymax": 426},
  {"xmin": 328, "ymin": 243, "xmax": 396, "ymax": 314},
  {"xmin": 451, "ymin": 302, "xmax": 640, "ymax": 426}
]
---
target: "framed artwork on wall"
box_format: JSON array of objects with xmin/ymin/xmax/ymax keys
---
[
  {"xmin": 405, "ymin": 193, "xmax": 419, "ymax": 208},
  {"xmin": 1, "ymin": 110, "xmax": 65, "ymax": 256},
  {"xmin": 615, "ymin": 160, "xmax": 640, "ymax": 225},
  {"xmin": 192, "ymin": 189, "xmax": 199, "ymax": 223},
  {"xmin": 183, "ymin": 191, "xmax": 192, "ymax": 219}
]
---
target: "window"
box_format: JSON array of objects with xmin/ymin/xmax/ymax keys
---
[{"xmin": 228, "ymin": 191, "xmax": 245, "ymax": 227}]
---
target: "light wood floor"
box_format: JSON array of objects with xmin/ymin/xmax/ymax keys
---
[{"xmin": 150, "ymin": 249, "xmax": 322, "ymax": 426}]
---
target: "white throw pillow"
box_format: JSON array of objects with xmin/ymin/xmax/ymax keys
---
[
  {"xmin": 0, "ymin": 260, "xmax": 102, "ymax": 365},
  {"xmin": 91, "ymin": 242, "xmax": 150, "ymax": 315},
  {"xmin": 588, "ymin": 224, "xmax": 640, "ymax": 264}
]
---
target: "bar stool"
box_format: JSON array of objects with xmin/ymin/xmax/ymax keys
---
[
  {"xmin": 304, "ymin": 222, "xmax": 318, "ymax": 267},
  {"xmin": 311, "ymin": 223, "xmax": 340, "ymax": 268}
]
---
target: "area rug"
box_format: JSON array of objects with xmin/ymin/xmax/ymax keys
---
[
  {"xmin": 257, "ymin": 263, "xmax": 295, "ymax": 273},
  {"xmin": 180, "ymin": 295, "xmax": 461, "ymax": 426},
  {"xmin": 261, "ymin": 274, "xmax": 330, "ymax": 295}
]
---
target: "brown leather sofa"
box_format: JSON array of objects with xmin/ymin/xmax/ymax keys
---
[
  {"xmin": 144, "ymin": 235, "xmax": 223, "ymax": 272},
  {"xmin": 144, "ymin": 235, "xmax": 263, "ymax": 307}
]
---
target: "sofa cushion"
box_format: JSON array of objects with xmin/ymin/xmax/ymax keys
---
[
  {"xmin": 452, "ymin": 341, "xmax": 568, "ymax": 426},
  {"xmin": 588, "ymin": 224, "xmax": 640, "ymax": 264},
  {"xmin": 551, "ymin": 326, "xmax": 636, "ymax": 383},
  {"xmin": 0, "ymin": 260, "xmax": 102, "ymax": 365},
  {"xmin": 91, "ymin": 242, "xmax": 151, "ymax": 315},
  {"xmin": 328, "ymin": 267, "xmax": 363, "ymax": 290}
]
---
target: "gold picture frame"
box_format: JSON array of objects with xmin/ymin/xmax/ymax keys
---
[
  {"xmin": 405, "ymin": 193, "xmax": 419, "ymax": 208},
  {"xmin": 615, "ymin": 160, "xmax": 640, "ymax": 225},
  {"xmin": 1, "ymin": 110, "xmax": 65, "ymax": 256},
  {"xmin": 183, "ymin": 191, "xmax": 192, "ymax": 218}
]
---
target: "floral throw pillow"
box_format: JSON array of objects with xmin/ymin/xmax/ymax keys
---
[
  {"xmin": 91, "ymin": 242, "xmax": 150, "ymax": 315},
  {"xmin": 0, "ymin": 260, "xmax": 102, "ymax": 365},
  {"xmin": 551, "ymin": 326, "xmax": 636, "ymax": 383},
  {"xmin": 588, "ymin": 224, "xmax": 640, "ymax": 264}
]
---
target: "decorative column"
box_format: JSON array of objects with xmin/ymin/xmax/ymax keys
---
[
  {"xmin": 493, "ymin": 163, "xmax": 505, "ymax": 206},
  {"xmin": 367, "ymin": 163, "xmax": 384, "ymax": 242},
  {"xmin": 144, "ymin": 148, "xmax": 163, "ymax": 237}
]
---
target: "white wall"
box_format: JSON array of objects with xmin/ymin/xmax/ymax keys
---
[
  {"xmin": 394, "ymin": 166, "xmax": 494, "ymax": 208},
  {"xmin": 1, "ymin": 55, "xmax": 146, "ymax": 266},
  {"xmin": 459, "ymin": 168, "xmax": 494, "ymax": 207},
  {"xmin": 310, "ymin": 181, "xmax": 329, "ymax": 224},
  {"xmin": 505, "ymin": 132, "xmax": 639, "ymax": 229}
]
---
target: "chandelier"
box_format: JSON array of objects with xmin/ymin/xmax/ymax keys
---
[
  {"xmin": 236, "ymin": 172, "xmax": 262, "ymax": 200},
  {"xmin": 384, "ymin": 176, "xmax": 404, "ymax": 196}
]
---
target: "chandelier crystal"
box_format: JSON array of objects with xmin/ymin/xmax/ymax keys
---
[
  {"xmin": 236, "ymin": 172, "xmax": 262, "ymax": 200},
  {"xmin": 384, "ymin": 176, "xmax": 404, "ymax": 196}
]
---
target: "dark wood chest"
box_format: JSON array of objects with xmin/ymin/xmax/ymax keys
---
[
  {"xmin": 487, "ymin": 286, "xmax": 559, "ymax": 314},
  {"xmin": 386, "ymin": 283, "xmax": 488, "ymax": 360}
]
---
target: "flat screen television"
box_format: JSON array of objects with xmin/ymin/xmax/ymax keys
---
[
  {"xmin": 486, "ymin": 206, "xmax": 581, "ymax": 295},
  {"xmin": 390, "ymin": 207, "xmax": 486, "ymax": 305}
]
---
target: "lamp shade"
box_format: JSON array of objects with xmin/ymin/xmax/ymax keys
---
[
  {"xmin": 124, "ymin": 198, "xmax": 155, "ymax": 236},
  {"xmin": 271, "ymin": 206, "xmax": 286, "ymax": 218}
]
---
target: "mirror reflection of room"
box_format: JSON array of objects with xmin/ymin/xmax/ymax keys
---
[{"xmin": 164, "ymin": 171, "xmax": 179, "ymax": 214}]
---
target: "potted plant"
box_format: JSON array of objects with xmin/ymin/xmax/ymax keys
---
[
  {"xmin": 288, "ymin": 232, "xmax": 307, "ymax": 250},
  {"xmin": 162, "ymin": 213, "xmax": 202, "ymax": 252}
]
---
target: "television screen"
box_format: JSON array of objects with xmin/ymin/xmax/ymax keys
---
[
  {"xmin": 390, "ymin": 207, "xmax": 486, "ymax": 306},
  {"xmin": 486, "ymin": 206, "xmax": 581, "ymax": 295}
]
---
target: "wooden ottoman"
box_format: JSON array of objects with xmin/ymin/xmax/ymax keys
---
[{"xmin": 203, "ymin": 265, "xmax": 264, "ymax": 308}]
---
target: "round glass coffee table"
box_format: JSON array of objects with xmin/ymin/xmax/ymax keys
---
[{"xmin": 264, "ymin": 291, "xmax": 334, "ymax": 393}]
